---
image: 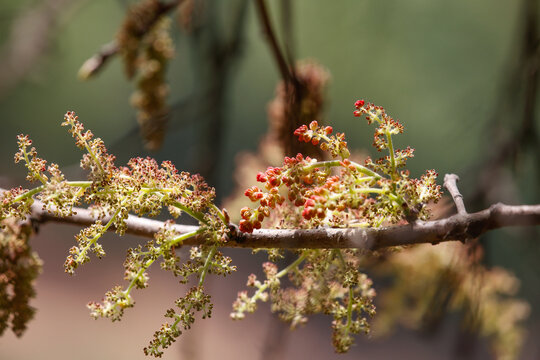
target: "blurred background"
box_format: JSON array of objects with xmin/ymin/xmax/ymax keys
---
[{"xmin": 0, "ymin": 0, "xmax": 538, "ymax": 359}]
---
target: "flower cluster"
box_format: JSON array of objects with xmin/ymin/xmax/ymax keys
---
[
  {"xmin": 144, "ymin": 286, "xmax": 212, "ymax": 357},
  {"xmin": 0, "ymin": 218, "xmax": 42, "ymax": 337},
  {"xmin": 115, "ymin": 0, "xmax": 176, "ymax": 150},
  {"xmin": 232, "ymin": 249, "xmax": 376, "ymax": 353},
  {"xmin": 239, "ymin": 101, "xmax": 442, "ymax": 234},
  {"xmin": 235, "ymin": 100, "xmax": 443, "ymax": 352},
  {"xmin": 373, "ymin": 242, "xmax": 530, "ymax": 360},
  {"xmin": 294, "ymin": 121, "xmax": 350, "ymax": 159},
  {"xmin": 0, "ymin": 112, "xmax": 233, "ymax": 356}
]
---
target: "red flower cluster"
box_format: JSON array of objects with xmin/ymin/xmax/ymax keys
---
[
  {"xmin": 294, "ymin": 120, "xmax": 333, "ymax": 146},
  {"xmin": 239, "ymin": 153, "xmax": 325, "ymax": 233},
  {"xmin": 239, "ymin": 99, "xmax": 442, "ymax": 233},
  {"xmin": 294, "ymin": 121, "xmax": 350, "ymax": 159}
]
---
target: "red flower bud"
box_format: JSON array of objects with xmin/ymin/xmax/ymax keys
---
[
  {"xmin": 256, "ymin": 172, "xmax": 267, "ymax": 182},
  {"xmin": 354, "ymin": 99, "xmax": 365, "ymax": 109},
  {"xmin": 240, "ymin": 207, "xmax": 252, "ymax": 220},
  {"xmin": 239, "ymin": 219, "xmax": 253, "ymax": 233}
]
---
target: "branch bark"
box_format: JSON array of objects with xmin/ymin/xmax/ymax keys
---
[{"xmin": 29, "ymin": 199, "xmax": 540, "ymax": 251}]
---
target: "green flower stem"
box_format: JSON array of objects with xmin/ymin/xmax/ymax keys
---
[
  {"xmin": 74, "ymin": 130, "xmax": 106, "ymax": 175},
  {"xmin": 210, "ymin": 203, "xmax": 227, "ymax": 224},
  {"xmin": 169, "ymin": 228, "xmax": 206, "ymax": 247},
  {"xmin": 75, "ymin": 205, "xmax": 122, "ymax": 264},
  {"xmin": 11, "ymin": 181, "xmax": 91, "ymax": 205},
  {"xmin": 355, "ymin": 188, "xmax": 385, "ymax": 195},
  {"xmin": 304, "ymin": 160, "xmax": 382, "ymax": 179},
  {"xmin": 171, "ymin": 200, "xmax": 208, "ymax": 225},
  {"xmin": 12, "ymin": 185, "xmax": 45, "ymax": 203},
  {"xmin": 385, "ymin": 131, "xmax": 397, "ymax": 180},
  {"xmin": 335, "ymin": 250, "xmax": 354, "ymax": 336},
  {"xmin": 198, "ymin": 245, "xmax": 218, "ymax": 287},
  {"xmin": 125, "ymin": 228, "xmax": 205, "ymax": 295},
  {"xmin": 251, "ymin": 252, "xmax": 307, "ymax": 302}
]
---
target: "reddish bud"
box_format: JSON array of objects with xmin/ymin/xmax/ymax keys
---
[
  {"xmin": 354, "ymin": 99, "xmax": 365, "ymax": 109},
  {"xmin": 239, "ymin": 219, "xmax": 253, "ymax": 233},
  {"xmin": 309, "ymin": 120, "xmax": 318, "ymax": 130},
  {"xmin": 240, "ymin": 207, "xmax": 252, "ymax": 220},
  {"xmin": 256, "ymin": 172, "xmax": 267, "ymax": 182},
  {"xmin": 294, "ymin": 198, "xmax": 306, "ymax": 207},
  {"xmin": 268, "ymin": 177, "xmax": 281, "ymax": 187},
  {"xmin": 294, "ymin": 125, "xmax": 308, "ymax": 136}
]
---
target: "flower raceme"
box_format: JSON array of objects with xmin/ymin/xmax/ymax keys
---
[
  {"xmin": 239, "ymin": 100, "xmax": 442, "ymax": 232},
  {"xmin": 1, "ymin": 111, "xmax": 234, "ymax": 356}
]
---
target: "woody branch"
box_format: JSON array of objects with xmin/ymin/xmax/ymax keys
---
[{"xmin": 18, "ymin": 174, "xmax": 540, "ymax": 250}]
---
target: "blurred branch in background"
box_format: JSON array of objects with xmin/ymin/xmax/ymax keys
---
[
  {"xmin": 0, "ymin": 0, "xmax": 82, "ymax": 98},
  {"xmin": 471, "ymin": 0, "xmax": 539, "ymax": 206},
  {"xmin": 186, "ymin": 0, "xmax": 249, "ymax": 188},
  {"xmin": 255, "ymin": 0, "xmax": 327, "ymax": 159}
]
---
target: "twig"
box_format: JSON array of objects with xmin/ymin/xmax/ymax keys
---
[
  {"xmin": 78, "ymin": 41, "xmax": 119, "ymax": 80},
  {"xmin": 444, "ymin": 174, "xmax": 467, "ymax": 215},
  {"xmin": 27, "ymin": 197, "xmax": 540, "ymax": 251}
]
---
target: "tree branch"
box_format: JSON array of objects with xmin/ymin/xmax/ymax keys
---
[
  {"xmin": 27, "ymin": 196, "xmax": 540, "ymax": 251},
  {"xmin": 444, "ymin": 174, "xmax": 467, "ymax": 215}
]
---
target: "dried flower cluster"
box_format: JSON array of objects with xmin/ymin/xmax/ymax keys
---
[
  {"xmin": 373, "ymin": 242, "xmax": 530, "ymax": 360},
  {"xmin": 268, "ymin": 60, "xmax": 331, "ymax": 157},
  {"xmin": 0, "ymin": 218, "xmax": 42, "ymax": 337},
  {"xmin": 117, "ymin": 0, "xmax": 176, "ymax": 150},
  {"xmin": 130, "ymin": 18, "xmax": 174, "ymax": 150}
]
